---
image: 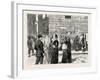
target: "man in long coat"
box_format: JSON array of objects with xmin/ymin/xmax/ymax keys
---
[
  {"xmin": 34, "ymin": 34, "xmax": 44, "ymax": 64},
  {"xmin": 27, "ymin": 36, "xmax": 34, "ymax": 57}
]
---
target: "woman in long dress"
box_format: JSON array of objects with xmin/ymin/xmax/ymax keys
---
[
  {"xmin": 62, "ymin": 37, "xmax": 72, "ymax": 63},
  {"xmin": 51, "ymin": 34, "xmax": 59, "ymax": 64}
]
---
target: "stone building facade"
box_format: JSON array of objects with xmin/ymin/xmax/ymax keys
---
[{"xmin": 27, "ymin": 14, "xmax": 88, "ymax": 40}]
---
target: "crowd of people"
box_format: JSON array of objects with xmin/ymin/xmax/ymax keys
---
[
  {"xmin": 27, "ymin": 33, "xmax": 88, "ymax": 64},
  {"xmin": 73, "ymin": 34, "xmax": 88, "ymax": 51}
]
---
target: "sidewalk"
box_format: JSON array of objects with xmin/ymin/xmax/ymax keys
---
[{"xmin": 59, "ymin": 50, "xmax": 88, "ymax": 55}]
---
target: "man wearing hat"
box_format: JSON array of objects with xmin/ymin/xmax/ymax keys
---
[{"xmin": 34, "ymin": 34, "xmax": 44, "ymax": 64}]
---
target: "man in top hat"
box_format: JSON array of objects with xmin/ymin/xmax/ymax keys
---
[{"xmin": 34, "ymin": 34, "xmax": 44, "ymax": 64}]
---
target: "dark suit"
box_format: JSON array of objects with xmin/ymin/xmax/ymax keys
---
[
  {"xmin": 27, "ymin": 39, "xmax": 34, "ymax": 57},
  {"xmin": 34, "ymin": 39, "xmax": 44, "ymax": 64}
]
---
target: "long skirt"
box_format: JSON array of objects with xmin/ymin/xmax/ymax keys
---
[
  {"xmin": 62, "ymin": 49, "xmax": 72, "ymax": 63},
  {"xmin": 51, "ymin": 48, "xmax": 58, "ymax": 64}
]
